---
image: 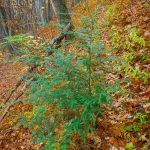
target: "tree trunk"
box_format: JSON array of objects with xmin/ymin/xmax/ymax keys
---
[
  {"xmin": 32, "ymin": 0, "xmax": 44, "ymax": 23},
  {"xmin": 50, "ymin": 0, "xmax": 73, "ymax": 29},
  {"xmin": 43, "ymin": 0, "xmax": 54, "ymax": 23},
  {"xmin": 0, "ymin": 5, "xmax": 14, "ymax": 53},
  {"xmin": 0, "ymin": 5, "xmax": 8, "ymax": 37}
]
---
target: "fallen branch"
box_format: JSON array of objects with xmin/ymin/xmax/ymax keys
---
[
  {"xmin": 0, "ymin": 78, "xmax": 33, "ymax": 123},
  {"xmin": 52, "ymin": 23, "xmax": 72, "ymax": 45},
  {"xmin": 46, "ymin": 23, "xmax": 73, "ymax": 55},
  {"xmin": 1, "ymin": 66, "xmax": 35, "ymax": 105},
  {"xmin": 0, "ymin": 65, "xmax": 36, "ymax": 108}
]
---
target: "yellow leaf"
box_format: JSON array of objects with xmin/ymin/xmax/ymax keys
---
[
  {"xmin": 54, "ymin": 128, "xmax": 59, "ymax": 133},
  {"xmin": 33, "ymin": 125, "xmax": 39, "ymax": 130},
  {"xmin": 0, "ymin": 52, "xmax": 3, "ymax": 57}
]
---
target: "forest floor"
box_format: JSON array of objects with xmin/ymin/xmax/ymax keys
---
[{"xmin": 0, "ymin": 0, "xmax": 150, "ymax": 149}]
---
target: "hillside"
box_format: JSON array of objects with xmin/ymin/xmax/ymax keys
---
[{"xmin": 0, "ymin": 0, "xmax": 149, "ymax": 149}]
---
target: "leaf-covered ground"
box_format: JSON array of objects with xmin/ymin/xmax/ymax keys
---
[{"xmin": 0, "ymin": 0, "xmax": 149, "ymax": 149}]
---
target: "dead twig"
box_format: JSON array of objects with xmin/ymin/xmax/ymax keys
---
[
  {"xmin": 0, "ymin": 78, "xmax": 33, "ymax": 123},
  {"xmin": 46, "ymin": 23, "xmax": 73, "ymax": 55},
  {"xmin": 0, "ymin": 65, "xmax": 36, "ymax": 108}
]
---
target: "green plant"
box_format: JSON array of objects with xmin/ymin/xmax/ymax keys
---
[
  {"xmin": 121, "ymin": 56, "xmax": 150, "ymax": 83},
  {"xmin": 109, "ymin": 26, "xmax": 146, "ymax": 51},
  {"xmin": 128, "ymin": 28, "xmax": 145, "ymax": 48},
  {"xmin": 123, "ymin": 124, "xmax": 140, "ymax": 132},
  {"xmin": 18, "ymin": 9, "xmax": 119, "ymax": 149},
  {"xmin": 109, "ymin": 25, "xmax": 149, "ymax": 82},
  {"xmin": 134, "ymin": 112, "xmax": 148, "ymax": 124},
  {"xmin": 108, "ymin": 25, "xmax": 121, "ymax": 48},
  {"xmin": 126, "ymin": 142, "xmax": 135, "ymax": 150},
  {"xmin": 122, "ymin": 27, "xmax": 145, "ymax": 52},
  {"xmin": 4, "ymin": 34, "xmax": 35, "ymax": 51},
  {"xmin": 2, "ymin": 34, "xmax": 42, "ymax": 62},
  {"xmin": 104, "ymin": 3, "xmax": 120, "ymax": 25}
]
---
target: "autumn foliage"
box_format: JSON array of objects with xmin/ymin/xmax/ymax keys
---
[{"xmin": 0, "ymin": 0, "xmax": 149, "ymax": 149}]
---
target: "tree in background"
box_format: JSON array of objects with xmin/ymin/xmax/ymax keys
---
[
  {"xmin": 50, "ymin": 0, "xmax": 73, "ymax": 29},
  {"xmin": 0, "ymin": 5, "xmax": 8, "ymax": 38},
  {"xmin": 43, "ymin": 0, "xmax": 54, "ymax": 22},
  {"xmin": 0, "ymin": 0, "xmax": 79, "ymax": 34},
  {"xmin": 0, "ymin": 4, "xmax": 14, "ymax": 53}
]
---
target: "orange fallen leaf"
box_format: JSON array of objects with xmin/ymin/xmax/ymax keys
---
[{"xmin": 33, "ymin": 125, "xmax": 39, "ymax": 130}]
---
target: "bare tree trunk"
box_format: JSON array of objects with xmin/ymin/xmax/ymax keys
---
[
  {"xmin": 0, "ymin": 6, "xmax": 8, "ymax": 38},
  {"xmin": 0, "ymin": 6, "xmax": 6, "ymax": 51},
  {"xmin": 50, "ymin": 0, "xmax": 73, "ymax": 29},
  {"xmin": 43, "ymin": 0, "xmax": 54, "ymax": 23},
  {"xmin": 48, "ymin": 0, "xmax": 55, "ymax": 21},
  {"xmin": 32, "ymin": 0, "xmax": 44, "ymax": 23},
  {"xmin": 0, "ymin": 5, "xmax": 14, "ymax": 53},
  {"xmin": 72, "ymin": 0, "xmax": 82, "ymax": 7}
]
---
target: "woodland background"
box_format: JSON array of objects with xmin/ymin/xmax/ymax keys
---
[{"xmin": 0, "ymin": 0, "xmax": 150, "ymax": 150}]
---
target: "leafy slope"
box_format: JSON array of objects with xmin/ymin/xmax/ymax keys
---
[{"xmin": 0, "ymin": 0, "xmax": 149, "ymax": 149}]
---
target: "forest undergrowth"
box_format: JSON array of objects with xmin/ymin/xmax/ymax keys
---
[{"xmin": 0, "ymin": 0, "xmax": 149, "ymax": 149}]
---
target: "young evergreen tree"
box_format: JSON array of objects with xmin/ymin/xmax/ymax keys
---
[{"xmin": 18, "ymin": 8, "xmax": 119, "ymax": 149}]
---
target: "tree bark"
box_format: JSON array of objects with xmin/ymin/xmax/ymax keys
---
[
  {"xmin": 43, "ymin": 0, "xmax": 54, "ymax": 23},
  {"xmin": 0, "ymin": 5, "xmax": 14, "ymax": 53},
  {"xmin": 32, "ymin": 0, "xmax": 44, "ymax": 23},
  {"xmin": 50, "ymin": 0, "xmax": 73, "ymax": 28},
  {"xmin": 0, "ymin": 5, "xmax": 8, "ymax": 38}
]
